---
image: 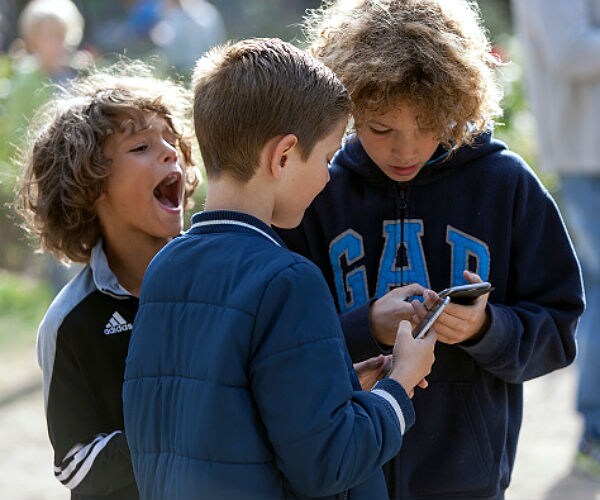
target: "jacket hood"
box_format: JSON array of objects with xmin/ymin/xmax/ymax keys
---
[{"xmin": 335, "ymin": 131, "xmax": 507, "ymax": 187}]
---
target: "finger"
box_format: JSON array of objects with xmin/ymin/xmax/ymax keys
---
[
  {"xmin": 440, "ymin": 302, "xmax": 473, "ymax": 321},
  {"xmin": 417, "ymin": 378, "xmax": 428, "ymax": 389},
  {"xmin": 396, "ymin": 319, "xmax": 413, "ymax": 337},
  {"xmin": 372, "ymin": 354, "xmax": 385, "ymax": 367},
  {"xmin": 393, "ymin": 319, "xmax": 414, "ymax": 348},
  {"xmin": 463, "ymin": 270, "xmax": 483, "ymax": 284},
  {"xmin": 430, "ymin": 313, "xmax": 477, "ymax": 344},
  {"xmin": 430, "ymin": 312, "xmax": 466, "ymax": 337},
  {"xmin": 420, "ymin": 328, "xmax": 438, "ymax": 344},
  {"xmin": 353, "ymin": 360, "xmax": 365, "ymax": 371},
  {"xmin": 405, "ymin": 282, "xmax": 426, "ymax": 297},
  {"xmin": 396, "ymin": 282, "xmax": 426, "ymax": 299},
  {"xmin": 411, "ymin": 298, "xmax": 427, "ymax": 317},
  {"xmin": 361, "ymin": 354, "xmax": 385, "ymax": 371},
  {"xmin": 410, "ymin": 312, "xmax": 424, "ymax": 330},
  {"xmin": 381, "ymin": 355, "xmax": 393, "ymax": 373},
  {"xmin": 422, "ymin": 289, "xmax": 440, "ymax": 309}
]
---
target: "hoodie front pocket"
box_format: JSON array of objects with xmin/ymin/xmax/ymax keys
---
[{"xmin": 391, "ymin": 381, "xmax": 497, "ymax": 497}]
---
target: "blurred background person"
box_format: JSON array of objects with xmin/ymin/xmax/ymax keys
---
[
  {"xmin": 0, "ymin": 0, "xmax": 87, "ymax": 171},
  {"xmin": 73, "ymin": 0, "xmax": 225, "ymax": 77},
  {"xmin": 73, "ymin": 0, "xmax": 158, "ymax": 60},
  {"xmin": 0, "ymin": 0, "xmax": 20, "ymax": 51},
  {"xmin": 150, "ymin": 0, "xmax": 226, "ymax": 77},
  {"xmin": 512, "ymin": 0, "xmax": 600, "ymax": 481},
  {"xmin": 14, "ymin": 0, "xmax": 84, "ymax": 83},
  {"xmin": 0, "ymin": 0, "xmax": 89, "ymax": 289}
]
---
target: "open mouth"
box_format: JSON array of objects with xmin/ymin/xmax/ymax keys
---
[{"xmin": 153, "ymin": 172, "xmax": 183, "ymax": 210}]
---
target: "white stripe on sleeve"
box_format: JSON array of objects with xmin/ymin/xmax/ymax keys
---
[
  {"xmin": 54, "ymin": 430, "xmax": 122, "ymax": 489},
  {"xmin": 371, "ymin": 389, "xmax": 407, "ymax": 434}
]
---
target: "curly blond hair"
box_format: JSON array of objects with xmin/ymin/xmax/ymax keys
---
[
  {"xmin": 304, "ymin": 0, "xmax": 503, "ymax": 148},
  {"xmin": 16, "ymin": 60, "xmax": 200, "ymax": 264}
]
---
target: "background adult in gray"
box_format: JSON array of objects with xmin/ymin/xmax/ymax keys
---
[{"xmin": 512, "ymin": 0, "xmax": 600, "ymax": 480}]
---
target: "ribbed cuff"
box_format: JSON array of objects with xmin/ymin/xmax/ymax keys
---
[{"xmin": 372, "ymin": 378, "xmax": 415, "ymax": 434}]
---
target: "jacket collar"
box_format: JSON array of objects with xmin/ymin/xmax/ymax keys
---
[
  {"xmin": 90, "ymin": 240, "xmax": 133, "ymax": 299},
  {"xmin": 189, "ymin": 210, "xmax": 286, "ymax": 247}
]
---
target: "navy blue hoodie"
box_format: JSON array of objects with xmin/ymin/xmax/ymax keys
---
[{"xmin": 277, "ymin": 132, "xmax": 584, "ymax": 499}]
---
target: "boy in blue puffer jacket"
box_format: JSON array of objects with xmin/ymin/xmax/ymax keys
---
[{"xmin": 123, "ymin": 38, "xmax": 437, "ymax": 500}]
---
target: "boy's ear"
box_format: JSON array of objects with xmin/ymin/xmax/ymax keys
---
[
  {"xmin": 269, "ymin": 134, "xmax": 298, "ymax": 179},
  {"xmin": 95, "ymin": 191, "xmax": 107, "ymax": 203}
]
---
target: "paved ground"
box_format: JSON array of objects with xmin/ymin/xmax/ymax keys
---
[
  {"xmin": 507, "ymin": 366, "xmax": 600, "ymax": 500},
  {"xmin": 0, "ymin": 344, "xmax": 64, "ymax": 500},
  {"xmin": 1, "ymin": 343, "xmax": 599, "ymax": 500}
]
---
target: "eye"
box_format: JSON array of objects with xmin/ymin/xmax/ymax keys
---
[
  {"xmin": 164, "ymin": 133, "xmax": 177, "ymax": 148},
  {"xmin": 369, "ymin": 126, "xmax": 390, "ymax": 135},
  {"xmin": 129, "ymin": 144, "xmax": 149, "ymax": 153}
]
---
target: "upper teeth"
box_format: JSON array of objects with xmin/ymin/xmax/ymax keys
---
[{"xmin": 164, "ymin": 174, "xmax": 178, "ymax": 186}]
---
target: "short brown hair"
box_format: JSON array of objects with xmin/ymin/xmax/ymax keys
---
[
  {"xmin": 304, "ymin": 0, "xmax": 503, "ymax": 148},
  {"xmin": 192, "ymin": 37, "xmax": 350, "ymax": 182},
  {"xmin": 16, "ymin": 60, "xmax": 200, "ymax": 264}
]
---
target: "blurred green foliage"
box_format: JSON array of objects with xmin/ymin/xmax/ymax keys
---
[{"xmin": 0, "ymin": 269, "xmax": 53, "ymax": 348}]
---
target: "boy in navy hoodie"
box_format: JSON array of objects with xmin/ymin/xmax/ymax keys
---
[
  {"xmin": 123, "ymin": 38, "xmax": 437, "ymax": 500},
  {"xmin": 276, "ymin": 0, "xmax": 585, "ymax": 498}
]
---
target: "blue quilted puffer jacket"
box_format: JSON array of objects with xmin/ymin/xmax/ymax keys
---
[{"xmin": 123, "ymin": 211, "xmax": 415, "ymax": 500}]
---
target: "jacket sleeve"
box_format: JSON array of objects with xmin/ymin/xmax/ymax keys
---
[
  {"xmin": 39, "ymin": 322, "xmax": 137, "ymax": 496},
  {"xmin": 340, "ymin": 300, "xmax": 391, "ymax": 361},
  {"xmin": 277, "ymin": 224, "xmax": 386, "ymax": 362},
  {"xmin": 459, "ymin": 170, "xmax": 583, "ymax": 383},
  {"xmin": 518, "ymin": 0, "xmax": 600, "ymax": 81},
  {"xmin": 249, "ymin": 260, "xmax": 415, "ymax": 498}
]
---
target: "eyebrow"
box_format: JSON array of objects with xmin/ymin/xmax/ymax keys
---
[{"xmin": 118, "ymin": 119, "xmax": 175, "ymax": 143}]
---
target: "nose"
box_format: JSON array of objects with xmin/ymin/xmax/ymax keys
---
[
  {"xmin": 160, "ymin": 139, "xmax": 178, "ymax": 164},
  {"xmin": 390, "ymin": 133, "xmax": 416, "ymax": 159}
]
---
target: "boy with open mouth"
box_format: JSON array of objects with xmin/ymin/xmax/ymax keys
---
[{"xmin": 15, "ymin": 60, "xmax": 200, "ymax": 500}]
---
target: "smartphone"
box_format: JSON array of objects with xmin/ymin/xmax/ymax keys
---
[
  {"xmin": 437, "ymin": 282, "xmax": 493, "ymax": 305},
  {"xmin": 412, "ymin": 296, "xmax": 450, "ymax": 339}
]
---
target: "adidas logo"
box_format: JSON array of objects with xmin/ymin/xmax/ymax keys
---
[{"xmin": 104, "ymin": 311, "xmax": 133, "ymax": 335}]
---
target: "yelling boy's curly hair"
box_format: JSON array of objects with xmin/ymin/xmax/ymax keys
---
[
  {"xmin": 304, "ymin": 0, "xmax": 503, "ymax": 148},
  {"xmin": 15, "ymin": 60, "xmax": 200, "ymax": 264}
]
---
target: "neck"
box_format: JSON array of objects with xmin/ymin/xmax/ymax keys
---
[
  {"xmin": 204, "ymin": 173, "xmax": 275, "ymax": 226},
  {"xmin": 102, "ymin": 234, "xmax": 168, "ymax": 297}
]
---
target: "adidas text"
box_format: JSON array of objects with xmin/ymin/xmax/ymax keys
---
[{"xmin": 104, "ymin": 323, "xmax": 133, "ymax": 335}]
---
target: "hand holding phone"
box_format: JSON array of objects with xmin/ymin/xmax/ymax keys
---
[
  {"xmin": 388, "ymin": 320, "xmax": 436, "ymax": 398},
  {"xmin": 427, "ymin": 278, "xmax": 493, "ymax": 343}
]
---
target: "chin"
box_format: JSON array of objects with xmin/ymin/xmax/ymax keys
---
[
  {"xmin": 159, "ymin": 217, "xmax": 184, "ymax": 238},
  {"xmin": 273, "ymin": 214, "xmax": 303, "ymax": 230}
]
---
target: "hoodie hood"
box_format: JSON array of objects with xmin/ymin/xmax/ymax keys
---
[{"xmin": 335, "ymin": 131, "xmax": 507, "ymax": 187}]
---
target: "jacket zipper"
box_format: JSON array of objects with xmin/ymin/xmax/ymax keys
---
[{"xmin": 396, "ymin": 185, "xmax": 408, "ymax": 287}]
